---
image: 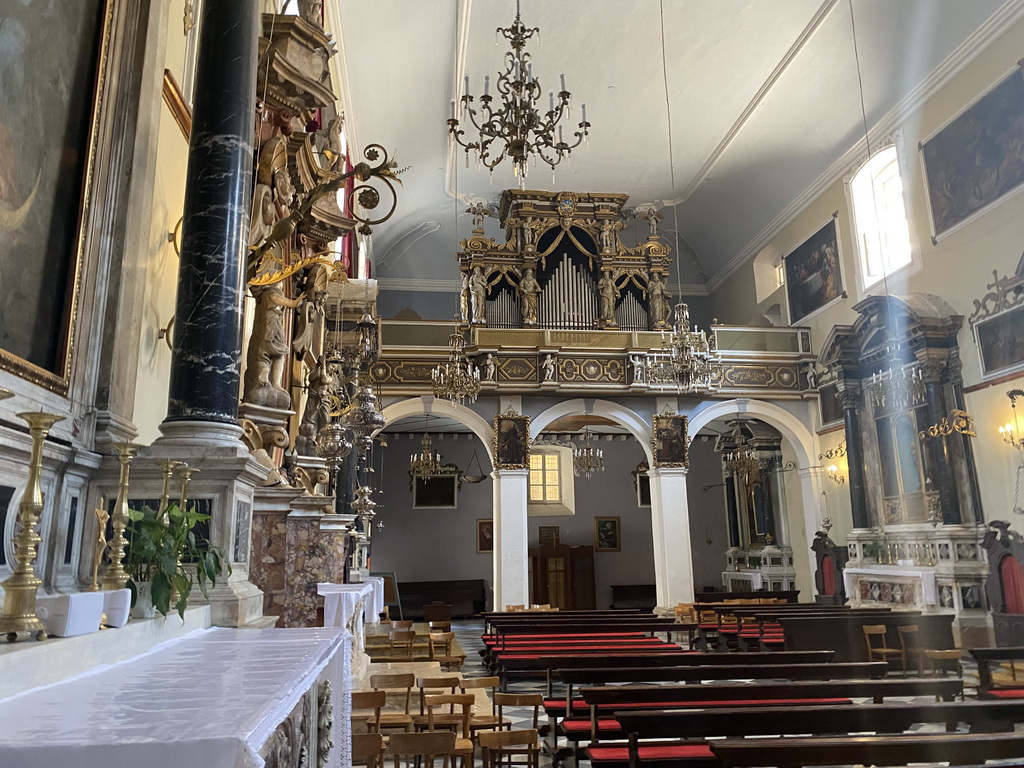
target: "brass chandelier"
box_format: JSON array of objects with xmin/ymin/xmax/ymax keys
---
[
  {"xmin": 572, "ymin": 427, "xmax": 605, "ymax": 480},
  {"xmin": 410, "ymin": 430, "xmax": 443, "ymax": 478},
  {"xmin": 645, "ymin": 303, "xmax": 720, "ymax": 393},
  {"xmin": 447, "ymin": 0, "xmax": 590, "ymax": 187},
  {"xmin": 432, "ymin": 328, "xmax": 481, "ymax": 405}
]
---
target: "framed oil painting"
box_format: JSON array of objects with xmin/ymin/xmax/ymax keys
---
[
  {"xmin": 476, "ymin": 518, "xmax": 494, "ymax": 553},
  {"xmin": 494, "ymin": 409, "xmax": 531, "ymax": 469},
  {"xmin": 975, "ymin": 303, "xmax": 1024, "ymax": 379},
  {"xmin": 652, "ymin": 413, "xmax": 688, "ymax": 467},
  {"xmin": 594, "ymin": 516, "xmax": 621, "ymax": 552},
  {"xmin": 922, "ymin": 65, "xmax": 1024, "ymax": 241},
  {"xmin": 818, "ymin": 382, "xmax": 843, "ymax": 428},
  {"xmin": 0, "ymin": 0, "xmax": 111, "ymax": 393},
  {"xmin": 413, "ymin": 475, "xmax": 458, "ymax": 509},
  {"xmin": 784, "ymin": 216, "xmax": 845, "ymax": 325},
  {"xmin": 632, "ymin": 460, "xmax": 651, "ymax": 507}
]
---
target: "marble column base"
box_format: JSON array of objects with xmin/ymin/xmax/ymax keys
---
[{"xmin": 155, "ymin": 419, "xmax": 246, "ymax": 448}]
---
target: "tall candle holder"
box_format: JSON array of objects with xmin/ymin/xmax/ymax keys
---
[
  {"xmin": 157, "ymin": 460, "xmax": 183, "ymax": 520},
  {"xmin": 87, "ymin": 496, "xmax": 109, "ymax": 592},
  {"xmin": 170, "ymin": 464, "xmax": 196, "ymax": 605},
  {"xmin": 0, "ymin": 411, "xmax": 64, "ymax": 641},
  {"xmin": 100, "ymin": 442, "xmax": 138, "ymax": 590}
]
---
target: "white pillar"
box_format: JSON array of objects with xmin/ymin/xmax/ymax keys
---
[
  {"xmin": 796, "ymin": 466, "xmax": 826, "ymax": 600},
  {"xmin": 649, "ymin": 467, "xmax": 695, "ymax": 609},
  {"xmin": 492, "ymin": 468, "xmax": 530, "ymax": 610}
]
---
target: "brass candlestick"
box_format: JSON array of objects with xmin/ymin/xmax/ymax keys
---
[
  {"xmin": 87, "ymin": 496, "xmax": 109, "ymax": 592},
  {"xmin": 0, "ymin": 411, "xmax": 64, "ymax": 642},
  {"xmin": 100, "ymin": 442, "xmax": 138, "ymax": 590},
  {"xmin": 157, "ymin": 460, "xmax": 183, "ymax": 522}
]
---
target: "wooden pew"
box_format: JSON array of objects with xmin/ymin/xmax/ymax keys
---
[
  {"xmin": 600, "ymin": 701, "xmax": 1024, "ymax": 768},
  {"xmin": 495, "ymin": 645, "xmax": 687, "ymax": 689},
  {"xmin": 693, "ymin": 590, "xmax": 799, "ymax": 603},
  {"xmin": 711, "ymin": 732, "xmax": 1024, "ymax": 768},
  {"xmin": 971, "ymin": 646, "xmax": 1024, "ymax": 697},
  {"xmin": 574, "ymin": 678, "xmax": 962, "ymax": 744},
  {"xmin": 483, "ymin": 608, "xmax": 641, "ymax": 632},
  {"xmin": 778, "ymin": 612, "xmax": 954, "ymax": 661}
]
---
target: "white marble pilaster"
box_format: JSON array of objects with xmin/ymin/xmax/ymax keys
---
[
  {"xmin": 492, "ymin": 468, "xmax": 529, "ymax": 611},
  {"xmin": 649, "ymin": 467, "xmax": 695, "ymax": 608},
  {"xmin": 797, "ymin": 466, "xmax": 826, "ymax": 599}
]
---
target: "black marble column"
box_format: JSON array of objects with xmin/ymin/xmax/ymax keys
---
[
  {"xmin": 724, "ymin": 472, "xmax": 741, "ymax": 548},
  {"xmin": 164, "ymin": 0, "xmax": 259, "ymax": 425},
  {"xmin": 950, "ymin": 378, "xmax": 985, "ymax": 522},
  {"xmin": 839, "ymin": 384, "xmax": 870, "ymax": 529},
  {"xmin": 923, "ymin": 376, "xmax": 962, "ymax": 524}
]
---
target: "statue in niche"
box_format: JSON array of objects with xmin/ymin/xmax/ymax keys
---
[
  {"xmin": 295, "ymin": 355, "xmax": 336, "ymax": 456},
  {"xmin": 292, "ymin": 262, "xmax": 331, "ymax": 365},
  {"xmin": 459, "ymin": 272, "xmax": 470, "ymax": 322},
  {"xmin": 467, "ymin": 201, "xmax": 490, "ymax": 230},
  {"xmin": 597, "ymin": 271, "xmax": 618, "ymax": 327},
  {"xmin": 468, "ymin": 266, "xmax": 488, "ymax": 324},
  {"xmin": 542, "ymin": 354, "xmax": 556, "ymax": 382},
  {"xmin": 522, "ymin": 217, "xmax": 536, "ymax": 249},
  {"xmin": 243, "ymin": 282, "xmax": 303, "ymax": 410},
  {"xmin": 518, "ymin": 268, "xmax": 540, "ymax": 326},
  {"xmin": 648, "ymin": 272, "xmax": 672, "ymax": 328},
  {"xmin": 630, "ymin": 354, "xmax": 647, "ymax": 384},
  {"xmin": 599, "ymin": 220, "xmax": 616, "ymax": 253}
]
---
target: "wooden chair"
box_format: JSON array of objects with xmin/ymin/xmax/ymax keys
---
[
  {"xmin": 428, "ymin": 631, "xmax": 464, "ymax": 672},
  {"xmin": 479, "ymin": 729, "xmax": 541, "ymax": 768},
  {"xmin": 390, "ymin": 628, "xmax": 417, "ymax": 657},
  {"xmin": 370, "ymin": 672, "xmax": 416, "ymax": 732},
  {"xmin": 414, "ymin": 675, "xmax": 462, "ymax": 731},
  {"xmin": 424, "ymin": 694, "xmax": 475, "ymax": 768},
  {"xmin": 460, "ymin": 676, "xmax": 512, "ymax": 736},
  {"xmin": 924, "ymin": 649, "xmax": 963, "ymax": 678},
  {"xmin": 495, "ymin": 692, "xmax": 542, "ymax": 730},
  {"xmin": 353, "ymin": 732, "xmax": 386, "ymax": 768},
  {"xmin": 353, "ymin": 689, "xmax": 387, "ymax": 733},
  {"xmin": 387, "ymin": 730, "xmax": 456, "ymax": 768},
  {"xmin": 429, "ymin": 620, "xmax": 452, "ymax": 633},
  {"xmin": 897, "ymin": 624, "xmax": 921, "ymax": 675},
  {"xmin": 391, "ymin": 620, "xmax": 414, "ymax": 630},
  {"xmin": 863, "ymin": 624, "xmax": 905, "ymax": 669}
]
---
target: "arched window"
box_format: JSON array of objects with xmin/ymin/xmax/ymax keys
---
[{"xmin": 849, "ymin": 145, "xmax": 913, "ymax": 290}]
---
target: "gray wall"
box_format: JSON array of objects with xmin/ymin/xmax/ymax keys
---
[
  {"xmin": 686, "ymin": 437, "xmax": 731, "ymax": 592},
  {"xmin": 378, "ymin": 289, "xmax": 460, "ymax": 321}
]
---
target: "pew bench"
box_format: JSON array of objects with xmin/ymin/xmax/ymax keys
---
[
  {"xmin": 971, "ymin": 646, "xmax": 1024, "ymax": 697},
  {"xmin": 710, "ymin": 732, "xmax": 1024, "ymax": 768}
]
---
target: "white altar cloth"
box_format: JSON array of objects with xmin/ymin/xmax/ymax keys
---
[
  {"xmin": 319, "ymin": 581, "xmax": 377, "ymax": 629},
  {"xmin": 0, "ymin": 626, "xmax": 350, "ymax": 768},
  {"xmin": 364, "ymin": 576, "xmax": 385, "ymax": 622}
]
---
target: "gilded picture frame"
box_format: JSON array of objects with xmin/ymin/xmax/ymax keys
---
[
  {"xmin": 921, "ymin": 64, "xmax": 1024, "ymax": 242},
  {"xmin": 476, "ymin": 518, "xmax": 494, "ymax": 553},
  {"xmin": 594, "ymin": 516, "xmax": 621, "ymax": 552},
  {"xmin": 494, "ymin": 409, "xmax": 531, "ymax": 469},
  {"xmin": 652, "ymin": 413, "xmax": 688, "ymax": 467},
  {"xmin": 975, "ymin": 303, "xmax": 1024, "ymax": 379},
  {"xmin": 0, "ymin": 1, "xmax": 113, "ymax": 395}
]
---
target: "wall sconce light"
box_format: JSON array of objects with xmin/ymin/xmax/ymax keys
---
[
  {"xmin": 818, "ymin": 441, "xmax": 846, "ymax": 485},
  {"xmin": 1001, "ymin": 389, "xmax": 1024, "ymax": 450}
]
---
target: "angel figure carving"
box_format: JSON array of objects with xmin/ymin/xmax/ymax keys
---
[{"xmin": 243, "ymin": 282, "xmax": 303, "ymax": 409}]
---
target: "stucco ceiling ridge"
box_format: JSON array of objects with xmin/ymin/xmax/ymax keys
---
[{"xmin": 703, "ymin": 0, "xmax": 1024, "ymax": 295}]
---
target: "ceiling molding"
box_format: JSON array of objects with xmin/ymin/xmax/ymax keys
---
[
  {"xmin": 378, "ymin": 277, "xmax": 462, "ymax": 292},
  {"xmin": 706, "ymin": 0, "xmax": 1024, "ymax": 293},
  {"xmin": 676, "ymin": 0, "xmax": 841, "ymax": 205}
]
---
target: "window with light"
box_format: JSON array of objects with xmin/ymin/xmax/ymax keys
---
[
  {"xmin": 850, "ymin": 145, "xmax": 913, "ymax": 289},
  {"xmin": 529, "ymin": 452, "xmax": 561, "ymax": 502}
]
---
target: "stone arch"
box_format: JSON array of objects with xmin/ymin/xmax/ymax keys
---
[
  {"xmin": 530, "ymin": 399, "xmax": 654, "ymax": 464},
  {"xmin": 378, "ymin": 396, "xmax": 495, "ymax": 463}
]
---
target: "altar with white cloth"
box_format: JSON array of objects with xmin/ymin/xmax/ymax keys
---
[
  {"xmin": 319, "ymin": 580, "xmax": 381, "ymax": 681},
  {"xmin": 0, "ymin": 627, "xmax": 353, "ymax": 768}
]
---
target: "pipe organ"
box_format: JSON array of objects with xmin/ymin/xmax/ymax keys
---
[{"xmin": 458, "ymin": 189, "xmax": 677, "ymax": 333}]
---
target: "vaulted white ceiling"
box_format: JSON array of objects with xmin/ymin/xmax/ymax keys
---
[{"xmin": 331, "ymin": 0, "xmax": 1018, "ymax": 291}]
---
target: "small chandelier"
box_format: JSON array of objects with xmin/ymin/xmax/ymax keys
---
[
  {"xmin": 432, "ymin": 329, "xmax": 481, "ymax": 404},
  {"xmin": 447, "ymin": 0, "xmax": 590, "ymax": 188},
  {"xmin": 340, "ymin": 376, "xmax": 386, "ymax": 457},
  {"xmin": 646, "ymin": 303, "xmax": 720, "ymax": 393},
  {"xmin": 1001, "ymin": 389, "xmax": 1024, "ymax": 450},
  {"xmin": 572, "ymin": 427, "xmax": 604, "ymax": 480},
  {"xmin": 316, "ymin": 421, "xmax": 354, "ymax": 493},
  {"xmin": 351, "ymin": 484, "xmax": 379, "ymax": 530},
  {"xmin": 410, "ymin": 431, "xmax": 443, "ymax": 477}
]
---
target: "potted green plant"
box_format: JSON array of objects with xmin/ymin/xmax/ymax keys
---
[{"xmin": 125, "ymin": 503, "xmax": 231, "ymax": 620}]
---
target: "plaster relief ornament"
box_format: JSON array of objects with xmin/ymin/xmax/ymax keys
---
[
  {"xmin": 648, "ymin": 271, "xmax": 672, "ymax": 329},
  {"xmin": 518, "ymin": 267, "xmax": 540, "ymax": 326},
  {"xmin": 243, "ymin": 282, "xmax": 303, "ymax": 409},
  {"xmin": 469, "ymin": 266, "xmax": 488, "ymax": 324}
]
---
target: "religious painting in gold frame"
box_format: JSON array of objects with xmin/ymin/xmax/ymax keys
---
[
  {"xmin": 652, "ymin": 413, "xmax": 688, "ymax": 467},
  {"xmin": 0, "ymin": 0, "xmax": 113, "ymax": 395},
  {"xmin": 493, "ymin": 409, "xmax": 531, "ymax": 469},
  {"xmin": 594, "ymin": 516, "xmax": 620, "ymax": 552}
]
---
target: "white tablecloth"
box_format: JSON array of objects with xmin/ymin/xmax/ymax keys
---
[
  {"xmin": 363, "ymin": 576, "xmax": 385, "ymax": 622},
  {"xmin": 0, "ymin": 627, "xmax": 351, "ymax": 768},
  {"xmin": 319, "ymin": 581, "xmax": 377, "ymax": 629}
]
